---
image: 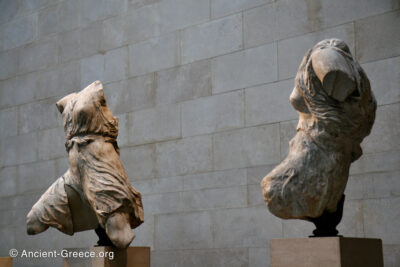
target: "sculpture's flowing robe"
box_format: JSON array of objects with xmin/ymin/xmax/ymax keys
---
[
  {"xmin": 28, "ymin": 82, "xmax": 144, "ymax": 234},
  {"xmin": 261, "ymin": 39, "xmax": 376, "ymax": 219}
]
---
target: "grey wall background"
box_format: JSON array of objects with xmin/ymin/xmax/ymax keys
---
[{"xmin": 0, "ymin": 0, "xmax": 399, "ymax": 266}]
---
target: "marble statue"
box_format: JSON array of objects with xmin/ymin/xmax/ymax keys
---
[
  {"xmin": 260, "ymin": 39, "xmax": 376, "ymax": 236},
  {"xmin": 26, "ymin": 81, "xmax": 144, "ymax": 249}
]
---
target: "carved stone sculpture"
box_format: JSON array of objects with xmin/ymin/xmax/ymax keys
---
[
  {"xmin": 26, "ymin": 81, "xmax": 144, "ymax": 249},
  {"xmin": 261, "ymin": 39, "xmax": 376, "ymax": 236}
]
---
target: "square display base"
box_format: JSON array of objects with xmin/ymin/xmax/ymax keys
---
[
  {"xmin": 63, "ymin": 246, "xmax": 150, "ymax": 267},
  {"xmin": 270, "ymin": 237, "xmax": 383, "ymax": 267},
  {"xmin": 0, "ymin": 258, "xmax": 12, "ymax": 267}
]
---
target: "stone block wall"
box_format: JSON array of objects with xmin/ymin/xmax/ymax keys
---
[{"xmin": 0, "ymin": 0, "xmax": 399, "ymax": 266}]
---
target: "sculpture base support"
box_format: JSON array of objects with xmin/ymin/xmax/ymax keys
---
[
  {"xmin": 62, "ymin": 247, "xmax": 150, "ymax": 267},
  {"xmin": 270, "ymin": 237, "xmax": 383, "ymax": 267},
  {"xmin": 0, "ymin": 257, "xmax": 12, "ymax": 267}
]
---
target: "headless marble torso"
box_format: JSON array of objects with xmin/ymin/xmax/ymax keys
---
[
  {"xmin": 261, "ymin": 39, "xmax": 376, "ymax": 220},
  {"xmin": 27, "ymin": 81, "xmax": 144, "ymax": 248}
]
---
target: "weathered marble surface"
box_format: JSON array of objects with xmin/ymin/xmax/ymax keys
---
[
  {"xmin": 261, "ymin": 39, "xmax": 376, "ymax": 220},
  {"xmin": 26, "ymin": 81, "xmax": 144, "ymax": 249}
]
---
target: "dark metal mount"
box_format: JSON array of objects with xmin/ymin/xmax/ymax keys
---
[{"xmin": 308, "ymin": 194, "xmax": 345, "ymax": 237}]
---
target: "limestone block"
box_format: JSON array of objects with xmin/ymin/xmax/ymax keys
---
[
  {"xmin": 129, "ymin": 104, "xmax": 180, "ymax": 145},
  {"xmin": 104, "ymin": 46, "xmax": 128, "ymax": 83},
  {"xmin": 59, "ymin": 24, "xmax": 103, "ymax": 63},
  {"xmin": 337, "ymin": 200, "xmax": 364, "ymax": 237},
  {"xmin": 244, "ymin": 4, "xmax": 274, "ymax": 48},
  {"xmin": 362, "ymin": 56, "xmax": 400, "ymax": 105},
  {"xmin": 101, "ymin": 16, "xmax": 125, "ymax": 51},
  {"xmin": 319, "ymin": 0, "xmax": 392, "ymax": 28},
  {"xmin": 159, "ymin": 0, "xmax": 209, "ymax": 34},
  {"xmin": 183, "ymin": 168, "xmax": 247, "ymax": 191},
  {"xmin": 59, "ymin": 29, "xmax": 81, "ymax": 63},
  {"xmin": 105, "ymin": 74, "xmax": 155, "ymax": 115},
  {"xmin": 156, "ymin": 135, "xmax": 213, "ymax": 177},
  {"xmin": 55, "ymin": 157, "xmax": 69, "ymax": 175},
  {"xmin": 182, "ymin": 14, "xmax": 242, "ymax": 64},
  {"xmin": 18, "ymin": 39, "xmax": 58, "ymax": 74},
  {"xmin": 347, "ymin": 171, "xmax": 400, "ymax": 200},
  {"xmin": 156, "ymin": 59, "xmax": 211, "ymax": 105},
  {"xmin": 212, "ymin": 43, "xmax": 277, "ymax": 94},
  {"xmin": 363, "ymin": 198, "xmax": 400, "ymax": 244},
  {"xmin": 211, "ymin": 0, "xmax": 268, "ymax": 19},
  {"xmin": 0, "ymin": 107, "xmax": 18, "ymax": 138},
  {"xmin": 17, "ymin": 160, "xmax": 57, "ymax": 194},
  {"xmin": 278, "ymin": 23, "xmax": 355, "ymax": 80},
  {"xmin": 36, "ymin": 61, "xmax": 80, "ymax": 100},
  {"xmin": 129, "ymin": 0, "xmax": 161, "ymax": 9},
  {"xmin": 19, "ymin": 0, "xmax": 54, "ymax": 12},
  {"xmin": 0, "ymin": 166, "xmax": 17, "ymax": 197},
  {"xmin": 182, "ymin": 185, "xmax": 247, "ymax": 211},
  {"xmin": 80, "ymin": 54, "xmax": 105, "ymax": 88},
  {"xmin": 142, "ymin": 192, "xmax": 182, "ymax": 214},
  {"xmin": 356, "ymin": 11, "xmax": 400, "ymax": 63},
  {"xmin": 213, "ymin": 124, "xmax": 281, "ymax": 170},
  {"xmin": 129, "ymin": 32, "xmax": 180, "ymax": 77},
  {"xmin": 19, "ymin": 98, "xmax": 60, "ymax": 134},
  {"xmin": 38, "ymin": 5, "xmax": 58, "ymax": 37},
  {"xmin": 181, "ymin": 248, "xmax": 248, "ymax": 267},
  {"xmin": 344, "ymin": 175, "xmax": 364, "ymax": 200},
  {"xmin": 80, "ymin": 0, "xmax": 125, "ymax": 24},
  {"xmin": 0, "ymin": 195, "xmax": 15, "ymax": 211},
  {"xmin": 79, "ymin": 23, "xmax": 103, "ymax": 59},
  {"xmin": 151, "ymin": 250, "xmax": 182, "ymax": 267},
  {"xmin": 0, "ymin": 226, "xmax": 15, "ymax": 256},
  {"xmin": 213, "ymin": 207, "xmax": 282, "ymax": 248},
  {"xmin": 59, "ymin": 23, "xmax": 104, "ymax": 62},
  {"xmin": 120, "ymin": 145, "xmax": 156, "ymax": 181},
  {"xmin": 282, "ymin": 219, "xmax": 314, "ymax": 238},
  {"xmin": 0, "ymin": 79, "xmax": 15, "ymax": 108},
  {"xmin": 182, "ymin": 90, "xmax": 244, "ymax": 137},
  {"xmin": 270, "ymin": 237, "xmax": 383, "ymax": 267},
  {"xmin": 274, "ymin": 0, "xmax": 322, "ymax": 41},
  {"xmin": 0, "ymin": 0, "xmax": 17, "ymax": 25},
  {"xmin": 249, "ymin": 247, "xmax": 269, "ymax": 267},
  {"xmin": 57, "ymin": 0, "xmax": 80, "ymax": 33},
  {"xmin": 0, "ymin": 132, "xmax": 37, "ymax": 166},
  {"xmin": 362, "ymin": 104, "xmax": 400, "ymax": 154},
  {"xmin": 350, "ymin": 150, "xmax": 400, "ymax": 175},
  {"xmin": 246, "ymin": 165, "xmax": 275, "ymax": 185},
  {"xmin": 0, "ymin": 14, "xmax": 36, "ymax": 51},
  {"xmin": 37, "ymin": 127, "xmax": 66, "ymax": 160},
  {"xmin": 9, "ymin": 73, "xmax": 37, "ymax": 107},
  {"xmin": 0, "ymin": 49, "xmax": 18, "ymax": 80},
  {"xmin": 124, "ymin": 3, "xmax": 160, "ymax": 45},
  {"xmin": 248, "ymin": 184, "xmax": 265, "ymax": 207},
  {"xmin": 275, "ymin": 0, "xmax": 392, "ymax": 41},
  {"xmin": 383, "ymin": 245, "xmax": 400, "ymax": 267},
  {"xmin": 0, "ymin": 208, "xmax": 29, "ymax": 228},
  {"xmin": 134, "ymin": 176, "xmax": 183, "ymax": 195},
  {"xmin": 245, "ymin": 80, "xmax": 297, "ymax": 127},
  {"xmin": 133, "ymin": 215, "xmax": 154, "ymax": 248},
  {"xmin": 155, "ymin": 211, "xmax": 213, "ymax": 249},
  {"xmin": 279, "ymin": 120, "xmax": 297, "ymax": 160}
]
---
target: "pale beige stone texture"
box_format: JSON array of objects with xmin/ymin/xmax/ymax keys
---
[
  {"xmin": 261, "ymin": 39, "xmax": 376, "ymax": 220},
  {"xmin": 26, "ymin": 81, "xmax": 144, "ymax": 249}
]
